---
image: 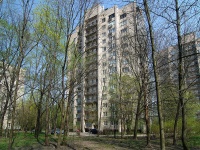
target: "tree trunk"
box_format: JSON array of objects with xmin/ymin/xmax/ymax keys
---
[
  {"xmin": 45, "ymin": 91, "xmax": 50, "ymax": 146},
  {"xmin": 143, "ymin": 0, "xmax": 165, "ymax": 149},
  {"xmin": 173, "ymin": 101, "xmax": 180, "ymax": 145},
  {"xmin": 133, "ymin": 91, "xmax": 141, "ymax": 139},
  {"xmin": 63, "ymin": 86, "xmax": 73, "ymax": 145},
  {"xmin": 144, "ymin": 91, "xmax": 150, "ymax": 146},
  {"xmin": 175, "ymin": 0, "xmax": 188, "ymax": 149},
  {"xmin": 35, "ymin": 100, "xmax": 42, "ymax": 139},
  {"xmin": 0, "ymin": 96, "xmax": 9, "ymax": 137},
  {"xmin": 8, "ymin": 66, "xmax": 21, "ymax": 149},
  {"xmin": 57, "ymin": 66, "xmax": 66, "ymax": 148}
]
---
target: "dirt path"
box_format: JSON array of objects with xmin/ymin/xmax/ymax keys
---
[{"xmin": 72, "ymin": 140, "xmax": 133, "ymax": 150}]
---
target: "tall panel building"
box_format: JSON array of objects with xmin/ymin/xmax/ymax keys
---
[
  {"xmin": 157, "ymin": 33, "xmax": 200, "ymax": 101},
  {"xmin": 71, "ymin": 2, "xmax": 145, "ymax": 132},
  {"xmin": 0, "ymin": 62, "xmax": 25, "ymax": 130}
]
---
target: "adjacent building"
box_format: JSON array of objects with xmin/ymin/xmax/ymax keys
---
[
  {"xmin": 71, "ymin": 2, "xmax": 145, "ymax": 132},
  {"xmin": 158, "ymin": 32, "xmax": 200, "ymax": 101},
  {"xmin": 0, "ymin": 62, "xmax": 25, "ymax": 130}
]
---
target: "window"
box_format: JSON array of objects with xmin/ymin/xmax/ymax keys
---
[
  {"xmin": 103, "ymin": 78, "xmax": 106, "ymax": 82},
  {"xmin": 109, "ymin": 20, "xmax": 115, "ymax": 26},
  {"xmin": 109, "ymin": 28, "xmax": 115, "ymax": 33},
  {"xmin": 122, "ymin": 51, "xmax": 129, "ymax": 56},
  {"xmin": 102, "ymin": 53, "xmax": 106, "ymax": 58},
  {"xmin": 103, "ymin": 103, "xmax": 108, "ymax": 107},
  {"xmin": 109, "ymin": 67, "xmax": 117, "ymax": 73},
  {"xmin": 103, "ymin": 62, "xmax": 107, "ymax": 66},
  {"xmin": 103, "ymin": 86, "xmax": 107, "ymax": 91},
  {"xmin": 109, "ymin": 43, "xmax": 116, "ymax": 49},
  {"xmin": 102, "ymin": 32, "xmax": 106, "ymax": 37},
  {"xmin": 102, "ymin": 39, "xmax": 106, "ymax": 44},
  {"xmin": 123, "ymin": 59, "xmax": 129, "ymax": 64},
  {"xmin": 102, "ymin": 94, "xmax": 107, "ymax": 100},
  {"xmin": 121, "ymin": 43, "xmax": 128, "ymax": 48},
  {"xmin": 112, "ymin": 51, "xmax": 116, "ymax": 56},
  {"xmin": 123, "ymin": 67, "xmax": 129, "ymax": 73},
  {"xmin": 112, "ymin": 43, "xmax": 116, "ymax": 48},
  {"xmin": 102, "ymin": 47, "xmax": 106, "ymax": 51},
  {"xmin": 104, "ymin": 121, "xmax": 108, "ymax": 125},
  {"xmin": 103, "ymin": 70, "xmax": 106, "ymax": 74},
  {"xmin": 102, "ymin": 25, "xmax": 106, "ymax": 29},
  {"xmin": 120, "ymin": 13, "xmax": 127, "ymax": 19},
  {"xmin": 102, "ymin": 18, "xmax": 105, "ymax": 23},
  {"xmin": 121, "ymin": 28, "xmax": 127, "ymax": 33},
  {"xmin": 110, "ymin": 84, "xmax": 116, "ymax": 89},
  {"xmin": 93, "ymin": 49, "xmax": 97, "ymax": 53},
  {"xmin": 103, "ymin": 112, "xmax": 107, "ymax": 116},
  {"xmin": 109, "ymin": 36, "xmax": 115, "ymax": 41},
  {"xmin": 109, "ymin": 59, "xmax": 116, "ymax": 64},
  {"xmin": 120, "ymin": 20, "xmax": 127, "ymax": 26},
  {"xmin": 109, "ymin": 13, "xmax": 115, "ymax": 20}
]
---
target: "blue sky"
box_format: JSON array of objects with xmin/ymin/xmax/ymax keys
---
[{"xmin": 32, "ymin": 0, "xmax": 132, "ymax": 9}]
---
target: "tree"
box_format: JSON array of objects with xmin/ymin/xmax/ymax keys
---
[
  {"xmin": 143, "ymin": 0, "xmax": 166, "ymax": 149},
  {"xmin": 0, "ymin": 0, "xmax": 37, "ymax": 149}
]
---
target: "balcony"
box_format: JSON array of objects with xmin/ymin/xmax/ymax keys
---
[
  {"xmin": 85, "ymin": 116, "xmax": 97, "ymax": 121},
  {"xmin": 86, "ymin": 36, "xmax": 97, "ymax": 43},
  {"xmin": 108, "ymin": 24, "xmax": 113, "ymax": 29},
  {"xmin": 108, "ymin": 18, "xmax": 115, "ymax": 22},
  {"xmin": 85, "ymin": 81, "xmax": 97, "ymax": 87},
  {"xmin": 86, "ymin": 59, "xmax": 97, "ymax": 67},
  {"xmin": 86, "ymin": 64, "xmax": 97, "ymax": 72},
  {"xmin": 86, "ymin": 43, "xmax": 98, "ymax": 50},
  {"xmin": 86, "ymin": 29, "xmax": 97, "ymax": 36},
  {"xmin": 85, "ymin": 90, "xmax": 97, "ymax": 95},
  {"xmin": 86, "ymin": 22, "xmax": 97, "ymax": 30}
]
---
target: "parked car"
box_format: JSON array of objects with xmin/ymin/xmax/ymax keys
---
[
  {"xmin": 90, "ymin": 128, "xmax": 98, "ymax": 134},
  {"xmin": 51, "ymin": 128, "xmax": 64, "ymax": 134}
]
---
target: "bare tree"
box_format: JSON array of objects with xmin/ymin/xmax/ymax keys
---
[{"xmin": 143, "ymin": 0, "xmax": 166, "ymax": 149}]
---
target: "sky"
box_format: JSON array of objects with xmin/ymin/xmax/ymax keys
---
[{"xmin": 31, "ymin": 0, "xmax": 133, "ymax": 10}]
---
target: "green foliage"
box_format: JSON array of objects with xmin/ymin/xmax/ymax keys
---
[
  {"xmin": 160, "ymin": 80, "xmax": 200, "ymax": 137},
  {"xmin": 16, "ymin": 98, "xmax": 37, "ymax": 131},
  {"xmin": 0, "ymin": 132, "xmax": 38, "ymax": 149},
  {"xmin": 151, "ymin": 119, "xmax": 160, "ymax": 134},
  {"xmin": 188, "ymin": 136, "xmax": 200, "ymax": 148}
]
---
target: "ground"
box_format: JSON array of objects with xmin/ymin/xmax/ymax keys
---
[
  {"xmin": 16, "ymin": 136, "xmax": 185, "ymax": 150},
  {"xmin": 9, "ymin": 132, "xmax": 200, "ymax": 150}
]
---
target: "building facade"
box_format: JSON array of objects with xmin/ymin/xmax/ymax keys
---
[
  {"xmin": 71, "ymin": 2, "xmax": 144, "ymax": 132},
  {"xmin": 0, "ymin": 62, "xmax": 25, "ymax": 130},
  {"xmin": 158, "ymin": 33, "xmax": 200, "ymax": 101}
]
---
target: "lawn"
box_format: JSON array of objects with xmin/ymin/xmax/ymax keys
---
[
  {"xmin": 0, "ymin": 132, "xmax": 200, "ymax": 150},
  {"xmin": 0, "ymin": 132, "xmax": 40, "ymax": 149}
]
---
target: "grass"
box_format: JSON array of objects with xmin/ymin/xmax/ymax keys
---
[
  {"xmin": 0, "ymin": 132, "xmax": 200, "ymax": 149},
  {"xmin": 0, "ymin": 132, "xmax": 43, "ymax": 149},
  {"xmin": 79, "ymin": 135, "xmax": 200, "ymax": 150},
  {"xmin": 188, "ymin": 136, "xmax": 200, "ymax": 148}
]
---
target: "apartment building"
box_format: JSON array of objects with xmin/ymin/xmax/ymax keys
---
[
  {"xmin": 0, "ymin": 62, "xmax": 25, "ymax": 130},
  {"xmin": 71, "ymin": 2, "xmax": 144, "ymax": 132},
  {"xmin": 158, "ymin": 32, "xmax": 200, "ymax": 101}
]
